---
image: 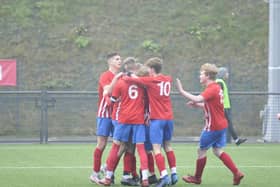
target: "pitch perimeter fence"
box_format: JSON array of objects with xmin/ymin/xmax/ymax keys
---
[{"xmin": 0, "ymin": 91, "xmax": 279, "ymax": 143}]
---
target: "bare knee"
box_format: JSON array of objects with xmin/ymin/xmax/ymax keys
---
[
  {"xmin": 198, "ymin": 148, "xmax": 207, "ymax": 159},
  {"xmin": 212, "ymin": 148, "xmax": 223, "ymax": 157},
  {"xmin": 163, "ymin": 141, "xmax": 173, "ymax": 152},
  {"xmin": 96, "ymin": 136, "xmax": 108, "ymax": 151},
  {"xmin": 152, "ymin": 144, "xmax": 162, "ymax": 155}
]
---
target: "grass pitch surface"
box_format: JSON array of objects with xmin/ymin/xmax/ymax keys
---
[{"xmin": 0, "ymin": 143, "xmax": 279, "ymax": 187}]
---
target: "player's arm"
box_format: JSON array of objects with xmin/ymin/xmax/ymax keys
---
[
  {"xmin": 103, "ymin": 72, "xmax": 123, "ymax": 97},
  {"xmin": 123, "ymin": 75, "xmax": 148, "ymax": 87},
  {"xmin": 176, "ymin": 78, "xmax": 204, "ymax": 103},
  {"xmin": 110, "ymin": 81, "xmax": 121, "ymax": 103},
  {"xmin": 187, "ymin": 101, "xmax": 204, "ymax": 108}
]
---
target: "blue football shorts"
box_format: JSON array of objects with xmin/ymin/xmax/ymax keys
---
[
  {"xmin": 113, "ymin": 123, "xmax": 146, "ymax": 144},
  {"xmin": 96, "ymin": 117, "xmax": 114, "ymax": 137},
  {"xmin": 199, "ymin": 128, "xmax": 227, "ymax": 149},
  {"xmin": 149, "ymin": 119, "xmax": 174, "ymax": 144},
  {"xmin": 144, "ymin": 125, "xmax": 153, "ymax": 151}
]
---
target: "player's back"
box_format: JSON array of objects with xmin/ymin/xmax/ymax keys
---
[
  {"xmin": 112, "ymin": 78, "xmax": 145, "ymax": 124},
  {"xmin": 144, "ymin": 74, "xmax": 174, "ymax": 120},
  {"xmin": 202, "ymin": 82, "xmax": 227, "ymax": 131}
]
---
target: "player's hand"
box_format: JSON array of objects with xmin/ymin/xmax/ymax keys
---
[
  {"xmin": 176, "ymin": 78, "xmax": 184, "ymax": 93},
  {"xmin": 104, "ymin": 94, "xmax": 112, "ymax": 106},
  {"xmin": 103, "ymin": 89, "xmax": 108, "ymax": 97},
  {"xmin": 115, "ymin": 72, "xmax": 123, "ymax": 79},
  {"xmin": 186, "ymin": 101, "xmax": 196, "ymax": 108}
]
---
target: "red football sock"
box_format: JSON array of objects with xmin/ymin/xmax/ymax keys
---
[
  {"xmin": 166, "ymin": 150, "xmax": 176, "ymax": 169},
  {"xmin": 123, "ymin": 151, "xmax": 133, "ymax": 173},
  {"xmin": 147, "ymin": 152, "xmax": 155, "ymax": 173},
  {"xmin": 93, "ymin": 148, "xmax": 103, "ymax": 172},
  {"xmin": 219, "ymin": 152, "xmax": 238, "ymax": 174},
  {"xmin": 106, "ymin": 143, "xmax": 120, "ymax": 171},
  {"xmin": 195, "ymin": 157, "xmax": 207, "ymax": 179},
  {"xmin": 113, "ymin": 152, "xmax": 122, "ymax": 171},
  {"xmin": 154, "ymin": 153, "xmax": 166, "ymax": 174},
  {"xmin": 136, "ymin": 144, "xmax": 148, "ymax": 170},
  {"xmin": 131, "ymin": 154, "xmax": 138, "ymax": 177}
]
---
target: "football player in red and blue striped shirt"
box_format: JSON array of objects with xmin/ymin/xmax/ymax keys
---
[
  {"xmin": 176, "ymin": 63, "xmax": 244, "ymax": 186},
  {"xmin": 100, "ymin": 61, "xmax": 150, "ymax": 187},
  {"xmin": 90, "ymin": 53, "xmax": 122, "ymax": 184}
]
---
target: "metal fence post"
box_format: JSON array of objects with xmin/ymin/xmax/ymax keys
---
[
  {"xmin": 39, "ymin": 90, "xmax": 47, "ymax": 144},
  {"xmin": 37, "ymin": 90, "xmax": 56, "ymax": 144}
]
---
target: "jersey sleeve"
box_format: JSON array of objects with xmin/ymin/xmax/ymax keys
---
[
  {"xmin": 111, "ymin": 79, "xmax": 122, "ymax": 99},
  {"xmin": 124, "ymin": 76, "xmax": 153, "ymax": 88},
  {"xmin": 201, "ymin": 85, "xmax": 216, "ymax": 101},
  {"xmin": 99, "ymin": 72, "xmax": 112, "ymax": 88}
]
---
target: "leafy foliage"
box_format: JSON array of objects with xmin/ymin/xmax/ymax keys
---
[
  {"xmin": 74, "ymin": 36, "xmax": 90, "ymax": 48},
  {"xmin": 0, "ymin": 0, "xmax": 268, "ymax": 91},
  {"xmin": 141, "ymin": 40, "xmax": 161, "ymax": 53}
]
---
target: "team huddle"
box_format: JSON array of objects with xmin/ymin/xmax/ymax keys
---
[{"xmin": 89, "ymin": 53, "xmax": 244, "ymax": 187}]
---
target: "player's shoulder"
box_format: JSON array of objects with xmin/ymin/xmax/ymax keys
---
[
  {"xmin": 208, "ymin": 82, "xmax": 220, "ymax": 88},
  {"xmin": 158, "ymin": 74, "xmax": 172, "ymax": 81},
  {"xmin": 100, "ymin": 70, "xmax": 113, "ymax": 76},
  {"xmin": 99, "ymin": 70, "xmax": 114, "ymax": 80},
  {"xmin": 207, "ymin": 82, "xmax": 221, "ymax": 94}
]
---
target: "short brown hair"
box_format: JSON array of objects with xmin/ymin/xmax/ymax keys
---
[
  {"xmin": 121, "ymin": 57, "xmax": 137, "ymax": 72},
  {"xmin": 144, "ymin": 57, "xmax": 162, "ymax": 73},
  {"xmin": 107, "ymin": 52, "xmax": 119, "ymax": 60},
  {"xmin": 200, "ymin": 63, "xmax": 218, "ymax": 80}
]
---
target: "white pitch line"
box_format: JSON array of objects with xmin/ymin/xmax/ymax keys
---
[{"xmin": 0, "ymin": 165, "xmax": 280, "ymax": 169}]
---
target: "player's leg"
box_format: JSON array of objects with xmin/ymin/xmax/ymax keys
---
[
  {"xmin": 163, "ymin": 141, "xmax": 177, "ymax": 185},
  {"xmin": 182, "ymin": 129, "xmax": 212, "ymax": 185},
  {"xmin": 90, "ymin": 118, "xmax": 112, "ymax": 184},
  {"xmin": 100, "ymin": 120, "xmax": 125, "ymax": 184},
  {"xmin": 100, "ymin": 124, "xmax": 131, "ymax": 186},
  {"xmin": 146, "ymin": 150, "xmax": 158, "ymax": 184},
  {"xmin": 150, "ymin": 120, "xmax": 170, "ymax": 187},
  {"xmin": 163, "ymin": 120, "xmax": 178, "ymax": 185},
  {"xmin": 133, "ymin": 125, "xmax": 149, "ymax": 187},
  {"xmin": 142, "ymin": 125, "xmax": 158, "ymax": 184},
  {"xmin": 129, "ymin": 143, "xmax": 139, "ymax": 181},
  {"xmin": 121, "ymin": 142, "xmax": 139, "ymax": 186},
  {"xmin": 90, "ymin": 136, "xmax": 108, "ymax": 184},
  {"xmin": 213, "ymin": 148, "xmax": 244, "ymax": 185},
  {"xmin": 212, "ymin": 129, "xmax": 244, "ymax": 185},
  {"xmin": 99, "ymin": 140, "xmax": 122, "ymax": 186}
]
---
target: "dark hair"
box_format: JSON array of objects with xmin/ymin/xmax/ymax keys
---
[
  {"xmin": 106, "ymin": 52, "xmax": 119, "ymax": 60},
  {"xmin": 144, "ymin": 57, "xmax": 162, "ymax": 73}
]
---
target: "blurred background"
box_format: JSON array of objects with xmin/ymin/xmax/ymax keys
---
[{"xmin": 0, "ymin": 0, "xmax": 277, "ymax": 143}]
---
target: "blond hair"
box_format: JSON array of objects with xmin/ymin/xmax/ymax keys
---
[
  {"xmin": 200, "ymin": 63, "xmax": 218, "ymax": 80},
  {"xmin": 136, "ymin": 65, "xmax": 149, "ymax": 77}
]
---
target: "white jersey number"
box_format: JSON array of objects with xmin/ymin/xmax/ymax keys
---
[
  {"xmin": 128, "ymin": 85, "xmax": 138, "ymax": 99},
  {"xmin": 157, "ymin": 81, "xmax": 171, "ymax": 96}
]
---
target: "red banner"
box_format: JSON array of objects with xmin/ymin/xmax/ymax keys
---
[{"xmin": 0, "ymin": 59, "xmax": 17, "ymax": 86}]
